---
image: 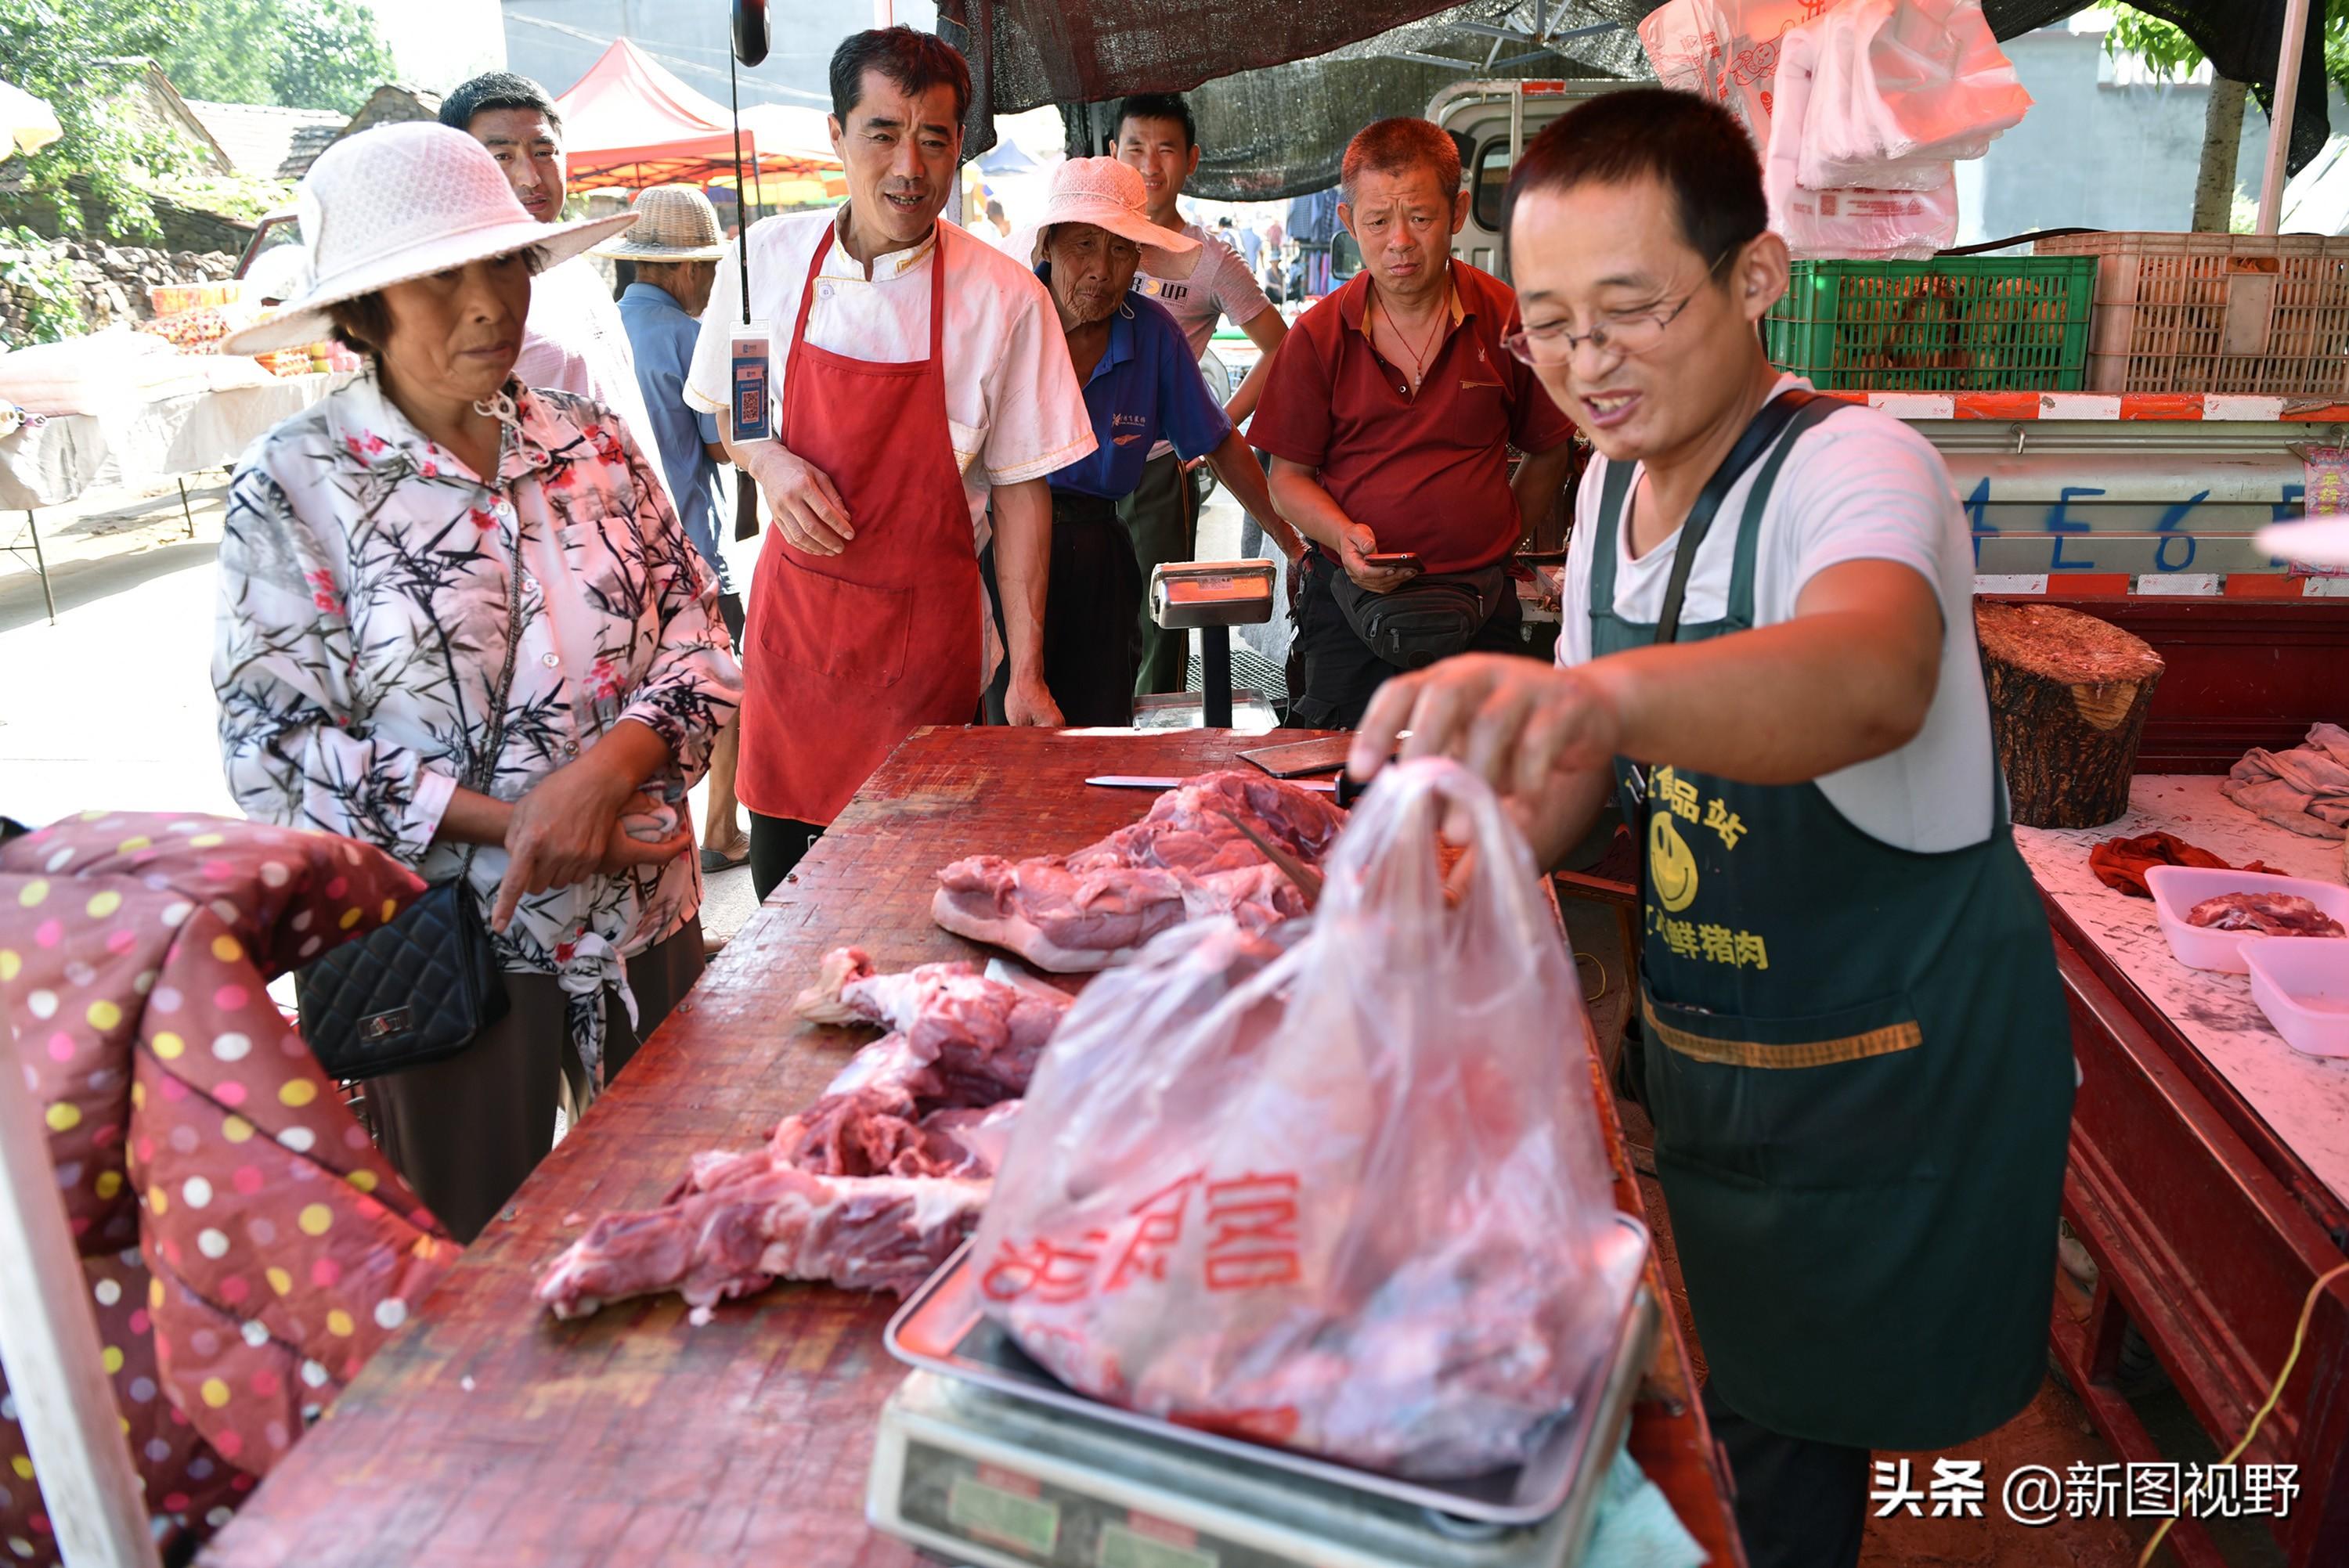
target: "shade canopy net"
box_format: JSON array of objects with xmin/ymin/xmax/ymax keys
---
[{"xmin": 934, "ymin": 1, "xmax": 2333, "ymax": 203}]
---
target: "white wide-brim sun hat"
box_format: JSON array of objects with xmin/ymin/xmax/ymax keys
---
[
  {"xmin": 2257, "ymin": 517, "xmax": 2349, "ymax": 571},
  {"xmin": 222, "ymin": 121, "xmax": 640, "ymax": 356},
  {"xmin": 1013, "ymin": 156, "xmax": 1200, "ymax": 280}
]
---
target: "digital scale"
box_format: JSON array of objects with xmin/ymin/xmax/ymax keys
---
[
  {"xmin": 1135, "ymin": 560, "xmax": 1282, "ymax": 733},
  {"xmin": 866, "ymin": 1217, "xmax": 1658, "ymax": 1568}
]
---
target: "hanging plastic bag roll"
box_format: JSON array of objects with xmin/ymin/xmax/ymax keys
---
[
  {"xmin": 1767, "ymin": 16, "xmax": 1958, "ymax": 259},
  {"xmin": 971, "ymin": 758, "xmax": 1620, "ymax": 1479},
  {"xmin": 1798, "ymin": 0, "xmax": 2031, "ymax": 193}
]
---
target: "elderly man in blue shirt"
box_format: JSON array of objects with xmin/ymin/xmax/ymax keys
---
[
  {"xmin": 986, "ymin": 158, "xmax": 1300, "ymax": 726},
  {"xmin": 602, "ymin": 185, "xmax": 749, "ymax": 869}
]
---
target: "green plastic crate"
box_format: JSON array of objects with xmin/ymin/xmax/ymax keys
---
[{"xmin": 1765, "ymin": 256, "xmax": 2098, "ymax": 392}]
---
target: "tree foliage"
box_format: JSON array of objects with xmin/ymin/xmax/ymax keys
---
[
  {"xmin": 0, "ymin": 0, "xmax": 196, "ymax": 239},
  {"xmin": 0, "ymin": 225, "xmax": 87, "ymax": 347},
  {"xmin": 152, "ymin": 0, "xmax": 399, "ymax": 117},
  {"xmin": 2098, "ymin": 1, "xmax": 2349, "ymax": 96}
]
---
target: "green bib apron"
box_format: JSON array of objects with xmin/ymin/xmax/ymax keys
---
[{"xmin": 1591, "ymin": 405, "xmax": 2073, "ymax": 1451}]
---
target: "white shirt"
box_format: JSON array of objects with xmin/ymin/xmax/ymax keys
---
[
  {"xmin": 517, "ymin": 258, "xmax": 670, "ymax": 508},
  {"xmin": 686, "ymin": 207, "xmax": 1095, "ymax": 544},
  {"xmin": 1132, "ymin": 221, "xmax": 1274, "ymax": 359},
  {"xmin": 1554, "ymin": 377, "xmax": 1997, "ymax": 852},
  {"xmin": 1131, "ymin": 222, "xmax": 1273, "ymax": 460}
]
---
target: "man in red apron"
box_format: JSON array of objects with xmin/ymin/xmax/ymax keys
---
[
  {"xmin": 1350, "ymin": 91, "xmax": 2073, "ymax": 1568},
  {"xmin": 686, "ymin": 29, "xmax": 1094, "ymax": 899}
]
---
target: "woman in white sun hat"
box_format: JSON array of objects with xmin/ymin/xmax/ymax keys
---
[
  {"xmin": 211, "ymin": 121, "xmax": 743, "ymax": 1242},
  {"xmin": 985, "ymin": 157, "xmax": 1294, "ymax": 725}
]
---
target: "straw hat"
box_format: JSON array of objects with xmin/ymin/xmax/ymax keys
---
[
  {"xmin": 222, "ymin": 122, "xmax": 640, "ymax": 355},
  {"xmin": 594, "ymin": 184, "xmax": 727, "ymax": 263},
  {"xmin": 1016, "ymin": 157, "xmax": 1200, "ymax": 279}
]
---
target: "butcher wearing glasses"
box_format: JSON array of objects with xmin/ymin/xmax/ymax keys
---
[{"xmin": 1351, "ymin": 89, "xmax": 2073, "ymax": 1568}]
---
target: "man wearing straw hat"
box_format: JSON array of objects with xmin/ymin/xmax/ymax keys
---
[
  {"xmin": 605, "ymin": 184, "xmax": 752, "ymax": 873},
  {"xmin": 686, "ymin": 27, "xmax": 1092, "ymax": 900}
]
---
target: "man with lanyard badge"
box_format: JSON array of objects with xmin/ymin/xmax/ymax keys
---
[
  {"xmin": 1113, "ymin": 93, "xmax": 1295, "ymax": 695},
  {"xmin": 687, "ymin": 28, "xmax": 1092, "ymax": 900},
  {"xmin": 1349, "ymin": 91, "xmax": 2073, "ymax": 1568}
]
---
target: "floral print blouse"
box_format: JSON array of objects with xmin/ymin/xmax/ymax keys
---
[{"xmin": 212, "ymin": 373, "xmax": 742, "ymax": 1079}]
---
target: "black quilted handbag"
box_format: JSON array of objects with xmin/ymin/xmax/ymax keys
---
[
  {"xmin": 294, "ymin": 878, "xmax": 511, "ymax": 1079},
  {"xmin": 294, "ymin": 540, "xmax": 525, "ymax": 1080}
]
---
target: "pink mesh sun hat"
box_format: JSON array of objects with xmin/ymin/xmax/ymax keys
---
[
  {"xmin": 1016, "ymin": 156, "xmax": 1200, "ymax": 278},
  {"xmin": 222, "ymin": 121, "xmax": 639, "ymax": 355}
]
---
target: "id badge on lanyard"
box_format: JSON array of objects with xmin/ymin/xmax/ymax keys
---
[{"xmin": 727, "ymin": 321, "xmax": 774, "ymax": 446}]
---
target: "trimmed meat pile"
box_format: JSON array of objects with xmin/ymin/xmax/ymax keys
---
[
  {"xmin": 933, "ymin": 771, "xmax": 1347, "ymax": 971},
  {"xmin": 535, "ymin": 950, "xmax": 1071, "ymax": 1319},
  {"xmin": 2187, "ymin": 892, "xmax": 2346, "ymax": 938}
]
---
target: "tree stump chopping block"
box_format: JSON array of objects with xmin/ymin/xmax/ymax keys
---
[{"xmin": 1976, "ymin": 602, "xmax": 2165, "ymax": 829}]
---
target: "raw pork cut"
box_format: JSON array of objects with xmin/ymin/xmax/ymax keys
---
[
  {"xmin": 933, "ymin": 772, "xmax": 1345, "ymax": 971},
  {"xmin": 793, "ymin": 946, "xmax": 1070, "ymax": 1094},
  {"xmin": 2188, "ymin": 892, "xmax": 2345, "ymax": 938},
  {"xmin": 535, "ymin": 1166, "xmax": 987, "ymax": 1317},
  {"xmin": 536, "ymin": 951, "xmax": 1068, "ymax": 1318}
]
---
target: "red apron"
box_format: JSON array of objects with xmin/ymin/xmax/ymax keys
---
[{"xmin": 738, "ymin": 223, "xmax": 981, "ymax": 824}]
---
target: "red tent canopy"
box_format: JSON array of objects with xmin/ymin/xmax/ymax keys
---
[{"xmin": 553, "ymin": 37, "xmax": 831, "ymax": 193}]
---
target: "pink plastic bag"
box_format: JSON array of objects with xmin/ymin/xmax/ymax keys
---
[
  {"xmin": 1639, "ymin": 0, "xmax": 1822, "ymax": 142},
  {"xmin": 1768, "ymin": 17, "xmax": 1958, "ymax": 258},
  {"xmin": 971, "ymin": 759, "xmax": 1619, "ymax": 1479},
  {"xmin": 1797, "ymin": 0, "xmax": 2030, "ymax": 192}
]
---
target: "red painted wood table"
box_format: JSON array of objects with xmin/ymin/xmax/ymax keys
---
[
  {"xmin": 2017, "ymin": 777, "xmax": 2349, "ymax": 1568},
  {"xmin": 199, "ymin": 727, "xmax": 1744, "ymax": 1568}
]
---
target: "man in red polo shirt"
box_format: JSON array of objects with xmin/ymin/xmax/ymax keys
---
[{"xmin": 1251, "ymin": 117, "xmax": 1578, "ymax": 729}]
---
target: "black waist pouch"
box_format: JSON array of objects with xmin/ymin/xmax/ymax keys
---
[{"xmin": 1328, "ymin": 561, "xmax": 1509, "ymax": 669}]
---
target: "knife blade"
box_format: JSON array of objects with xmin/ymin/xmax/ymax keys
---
[
  {"xmin": 1087, "ymin": 774, "xmax": 1340, "ymax": 795},
  {"xmin": 1215, "ymin": 809, "xmax": 1323, "ymax": 909}
]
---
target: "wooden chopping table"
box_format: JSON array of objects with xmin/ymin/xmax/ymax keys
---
[{"xmin": 199, "ymin": 726, "xmax": 1743, "ymax": 1568}]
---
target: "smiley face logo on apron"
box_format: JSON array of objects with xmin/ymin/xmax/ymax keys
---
[{"xmin": 1648, "ymin": 810, "xmax": 1701, "ymax": 913}]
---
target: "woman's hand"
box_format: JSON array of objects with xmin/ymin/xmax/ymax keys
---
[
  {"xmin": 491, "ymin": 756, "xmax": 637, "ymax": 931},
  {"xmin": 601, "ymin": 792, "xmax": 695, "ymax": 874}
]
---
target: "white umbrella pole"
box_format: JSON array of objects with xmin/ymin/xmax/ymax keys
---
[
  {"xmin": 0, "ymin": 1056, "xmax": 161, "ymax": 1567},
  {"xmin": 2256, "ymin": 0, "xmax": 2312, "ymax": 234}
]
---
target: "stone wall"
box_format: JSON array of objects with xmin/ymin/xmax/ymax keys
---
[{"xmin": 0, "ymin": 236, "xmax": 238, "ymax": 344}]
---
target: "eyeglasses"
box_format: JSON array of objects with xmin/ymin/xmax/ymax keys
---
[{"xmin": 1501, "ymin": 247, "xmax": 1736, "ymax": 368}]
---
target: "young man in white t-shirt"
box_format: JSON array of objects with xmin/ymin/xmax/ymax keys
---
[
  {"xmin": 1348, "ymin": 88, "xmax": 2073, "ymax": 1568},
  {"xmin": 1113, "ymin": 92, "xmax": 1297, "ymax": 695}
]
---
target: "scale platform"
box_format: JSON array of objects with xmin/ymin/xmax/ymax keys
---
[{"xmin": 867, "ymin": 1217, "xmax": 1656, "ymax": 1568}]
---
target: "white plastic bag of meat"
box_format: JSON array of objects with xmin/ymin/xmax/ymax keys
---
[{"xmin": 971, "ymin": 759, "xmax": 1618, "ymax": 1479}]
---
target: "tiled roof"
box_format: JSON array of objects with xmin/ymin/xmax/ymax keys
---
[{"xmin": 182, "ymin": 99, "xmax": 346, "ymax": 180}]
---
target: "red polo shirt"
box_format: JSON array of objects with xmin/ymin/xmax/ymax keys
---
[{"xmin": 1248, "ymin": 261, "xmax": 1574, "ymax": 575}]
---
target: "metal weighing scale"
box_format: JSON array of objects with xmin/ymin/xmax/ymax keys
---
[
  {"xmin": 1135, "ymin": 560, "xmax": 1282, "ymax": 734},
  {"xmin": 866, "ymin": 1215, "xmax": 1658, "ymax": 1568}
]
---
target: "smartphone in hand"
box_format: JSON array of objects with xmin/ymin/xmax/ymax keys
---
[{"xmin": 1362, "ymin": 550, "xmax": 1424, "ymax": 571}]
